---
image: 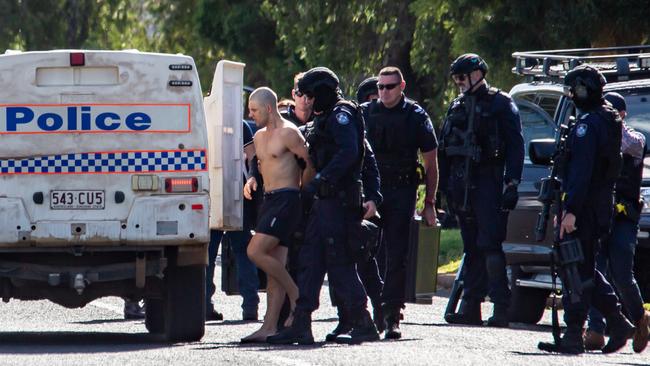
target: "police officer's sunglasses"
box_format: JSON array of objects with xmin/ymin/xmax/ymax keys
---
[
  {"xmin": 377, "ymin": 82, "xmax": 400, "ymax": 90},
  {"xmin": 294, "ymin": 89, "xmax": 314, "ymax": 98}
]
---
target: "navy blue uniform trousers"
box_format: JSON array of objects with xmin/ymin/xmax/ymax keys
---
[{"xmin": 295, "ymin": 198, "xmax": 368, "ymax": 313}]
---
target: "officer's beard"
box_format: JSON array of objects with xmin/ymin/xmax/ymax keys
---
[{"xmin": 312, "ymin": 86, "xmax": 340, "ymax": 114}]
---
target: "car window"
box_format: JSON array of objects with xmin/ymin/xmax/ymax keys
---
[
  {"xmin": 623, "ymin": 92, "xmax": 650, "ymax": 143},
  {"xmin": 515, "ymin": 99, "xmax": 557, "ymax": 163},
  {"xmin": 511, "ymin": 91, "xmax": 561, "ymax": 119}
]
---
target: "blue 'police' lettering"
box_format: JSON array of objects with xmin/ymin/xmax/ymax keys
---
[
  {"xmin": 96, "ymin": 112, "xmax": 120, "ymax": 130},
  {"xmin": 37, "ymin": 113, "xmax": 63, "ymax": 131},
  {"xmin": 3, "ymin": 106, "xmax": 153, "ymax": 132},
  {"xmin": 126, "ymin": 112, "xmax": 151, "ymax": 131},
  {"xmin": 6, "ymin": 107, "xmax": 34, "ymax": 131}
]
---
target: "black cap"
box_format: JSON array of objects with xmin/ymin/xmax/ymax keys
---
[
  {"xmin": 604, "ymin": 92, "xmax": 626, "ymax": 112},
  {"xmin": 297, "ymin": 67, "xmax": 339, "ymax": 95},
  {"xmin": 355, "ymin": 76, "xmax": 378, "ymax": 103},
  {"xmin": 450, "ymin": 53, "xmax": 488, "ymax": 75}
]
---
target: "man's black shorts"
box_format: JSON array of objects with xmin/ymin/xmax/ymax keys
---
[{"xmin": 255, "ymin": 188, "xmax": 302, "ymax": 246}]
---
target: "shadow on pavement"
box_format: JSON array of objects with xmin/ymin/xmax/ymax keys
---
[
  {"xmin": 193, "ymin": 341, "xmax": 328, "ymax": 351},
  {"xmin": 0, "ymin": 331, "xmax": 177, "ymax": 353},
  {"xmin": 72, "ymin": 318, "xmax": 139, "ymax": 325}
]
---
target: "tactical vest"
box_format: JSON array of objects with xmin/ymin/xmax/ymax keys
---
[
  {"xmin": 614, "ymin": 152, "xmax": 644, "ymax": 221},
  {"xmin": 365, "ymin": 98, "xmax": 419, "ymax": 184},
  {"xmin": 305, "ymin": 100, "xmax": 365, "ymax": 187},
  {"xmin": 440, "ymin": 87, "xmax": 505, "ymax": 163}
]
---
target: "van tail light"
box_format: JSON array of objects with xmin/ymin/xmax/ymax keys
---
[
  {"xmin": 70, "ymin": 52, "xmax": 85, "ymax": 66},
  {"xmin": 164, "ymin": 177, "xmax": 199, "ymax": 193}
]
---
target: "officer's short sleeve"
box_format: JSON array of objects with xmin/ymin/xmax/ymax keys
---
[{"xmin": 413, "ymin": 104, "xmax": 438, "ymax": 152}]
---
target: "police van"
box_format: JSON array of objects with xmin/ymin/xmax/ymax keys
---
[{"xmin": 0, "ymin": 50, "xmax": 244, "ymax": 341}]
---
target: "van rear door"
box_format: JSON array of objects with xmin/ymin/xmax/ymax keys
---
[{"xmin": 204, "ymin": 60, "xmax": 245, "ymax": 231}]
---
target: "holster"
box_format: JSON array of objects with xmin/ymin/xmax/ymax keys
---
[{"xmin": 344, "ymin": 219, "xmax": 380, "ymax": 263}]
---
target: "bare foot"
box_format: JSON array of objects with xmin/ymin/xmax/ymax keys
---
[
  {"xmin": 284, "ymin": 303, "xmax": 296, "ymax": 328},
  {"xmin": 240, "ymin": 327, "xmax": 277, "ymax": 344}
]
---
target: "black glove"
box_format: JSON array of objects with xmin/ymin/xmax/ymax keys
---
[{"xmin": 502, "ymin": 184, "xmax": 519, "ymax": 210}]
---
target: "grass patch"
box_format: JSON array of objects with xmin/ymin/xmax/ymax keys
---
[{"xmin": 438, "ymin": 229, "xmax": 463, "ymax": 273}]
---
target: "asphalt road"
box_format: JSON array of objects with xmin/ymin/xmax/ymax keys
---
[{"xmin": 0, "ymin": 266, "xmax": 647, "ymax": 366}]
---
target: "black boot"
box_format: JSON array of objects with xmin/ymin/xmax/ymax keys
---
[
  {"xmin": 602, "ymin": 311, "xmax": 636, "ymax": 354},
  {"xmin": 486, "ymin": 303, "xmax": 509, "ymax": 328},
  {"xmin": 326, "ymin": 307, "xmax": 352, "ymax": 342},
  {"xmin": 383, "ymin": 306, "xmax": 402, "ymax": 340},
  {"xmin": 336, "ymin": 309, "xmax": 379, "ymax": 345},
  {"xmin": 267, "ymin": 310, "xmax": 314, "ymax": 345},
  {"xmin": 445, "ymin": 300, "xmax": 482, "ymax": 326},
  {"xmin": 372, "ymin": 301, "xmax": 385, "ymax": 334},
  {"xmin": 538, "ymin": 324, "xmax": 585, "ymax": 354}
]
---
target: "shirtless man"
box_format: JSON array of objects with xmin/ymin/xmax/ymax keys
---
[{"xmin": 241, "ymin": 87, "xmax": 312, "ymax": 343}]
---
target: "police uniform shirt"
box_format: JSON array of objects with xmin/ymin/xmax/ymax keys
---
[
  {"xmin": 563, "ymin": 111, "xmax": 612, "ymax": 216},
  {"xmin": 362, "ymin": 96, "xmax": 438, "ymax": 158},
  {"xmin": 316, "ymin": 104, "xmax": 363, "ymax": 185}
]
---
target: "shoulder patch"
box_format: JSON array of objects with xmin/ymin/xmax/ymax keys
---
[
  {"xmin": 576, "ymin": 123, "xmax": 588, "ymax": 137},
  {"xmin": 414, "ymin": 105, "xmax": 426, "ymax": 115},
  {"xmin": 336, "ymin": 112, "xmax": 350, "ymax": 125}
]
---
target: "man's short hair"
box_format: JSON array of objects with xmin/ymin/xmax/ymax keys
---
[
  {"xmin": 379, "ymin": 66, "xmax": 404, "ymax": 82},
  {"xmin": 293, "ymin": 72, "xmax": 306, "ymax": 89},
  {"xmin": 250, "ymin": 87, "xmax": 278, "ymax": 109}
]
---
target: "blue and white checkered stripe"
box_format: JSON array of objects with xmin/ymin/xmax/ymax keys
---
[{"xmin": 0, "ymin": 150, "xmax": 207, "ymax": 174}]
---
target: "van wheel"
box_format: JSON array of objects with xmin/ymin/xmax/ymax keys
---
[
  {"xmin": 508, "ymin": 266, "xmax": 550, "ymax": 324},
  {"xmin": 144, "ymin": 298, "xmax": 165, "ymax": 334},
  {"xmin": 164, "ymin": 264, "xmax": 206, "ymax": 342}
]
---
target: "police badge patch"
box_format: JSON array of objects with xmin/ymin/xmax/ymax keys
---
[
  {"xmin": 576, "ymin": 123, "xmax": 588, "ymax": 137},
  {"xmin": 336, "ymin": 112, "xmax": 350, "ymax": 125}
]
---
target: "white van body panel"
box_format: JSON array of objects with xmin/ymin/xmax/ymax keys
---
[{"xmin": 0, "ymin": 50, "xmax": 220, "ymax": 247}]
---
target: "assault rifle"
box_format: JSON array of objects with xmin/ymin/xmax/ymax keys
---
[{"xmin": 529, "ymin": 116, "xmax": 587, "ymax": 346}]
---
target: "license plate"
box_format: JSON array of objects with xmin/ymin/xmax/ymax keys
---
[{"xmin": 50, "ymin": 190, "xmax": 105, "ymax": 210}]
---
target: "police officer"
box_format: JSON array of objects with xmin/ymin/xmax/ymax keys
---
[
  {"xmin": 440, "ymin": 54, "xmax": 524, "ymax": 328},
  {"xmin": 356, "ymin": 76, "xmax": 379, "ymax": 104},
  {"xmin": 267, "ymin": 67, "xmax": 379, "ymax": 345},
  {"xmin": 281, "ymin": 72, "xmax": 314, "ymax": 127},
  {"xmin": 362, "ymin": 66, "xmax": 438, "ymax": 339},
  {"xmin": 325, "ymin": 76, "xmax": 384, "ymax": 340},
  {"xmin": 538, "ymin": 65, "xmax": 635, "ymax": 354},
  {"xmin": 584, "ymin": 92, "xmax": 649, "ymax": 353}
]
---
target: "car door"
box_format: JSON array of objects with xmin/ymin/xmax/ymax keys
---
[{"xmin": 503, "ymin": 99, "xmax": 557, "ymax": 264}]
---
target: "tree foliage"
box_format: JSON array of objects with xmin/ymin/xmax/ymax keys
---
[{"xmin": 0, "ymin": 0, "xmax": 648, "ymax": 122}]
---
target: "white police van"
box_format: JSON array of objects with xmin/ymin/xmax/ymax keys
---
[{"xmin": 0, "ymin": 50, "xmax": 244, "ymax": 341}]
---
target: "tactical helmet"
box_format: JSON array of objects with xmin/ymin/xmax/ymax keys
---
[
  {"xmin": 298, "ymin": 67, "xmax": 341, "ymax": 113},
  {"xmin": 297, "ymin": 67, "xmax": 339, "ymax": 95},
  {"xmin": 449, "ymin": 53, "xmax": 488, "ymax": 76},
  {"xmin": 564, "ymin": 65, "xmax": 606, "ymax": 109},
  {"xmin": 355, "ymin": 76, "xmax": 379, "ymax": 103}
]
